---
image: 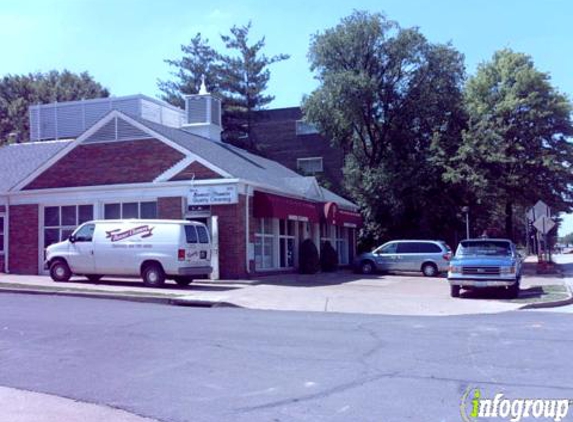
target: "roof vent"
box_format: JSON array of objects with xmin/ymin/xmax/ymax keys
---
[{"xmin": 181, "ymin": 78, "xmax": 222, "ymax": 141}]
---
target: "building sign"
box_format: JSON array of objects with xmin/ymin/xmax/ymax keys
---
[{"xmin": 189, "ymin": 185, "xmax": 238, "ymax": 206}]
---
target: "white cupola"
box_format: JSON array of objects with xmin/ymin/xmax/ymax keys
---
[{"xmin": 181, "ymin": 76, "xmax": 222, "ymax": 141}]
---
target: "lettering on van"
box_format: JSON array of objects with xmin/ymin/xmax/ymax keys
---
[{"xmin": 105, "ymin": 225, "xmax": 155, "ymax": 242}]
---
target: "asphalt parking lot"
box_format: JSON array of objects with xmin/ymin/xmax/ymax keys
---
[{"xmin": 1, "ymin": 258, "xmax": 568, "ymax": 316}]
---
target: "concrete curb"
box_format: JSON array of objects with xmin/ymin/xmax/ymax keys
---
[
  {"xmin": 0, "ymin": 286, "xmax": 229, "ymax": 308},
  {"xmin": 519, "ymin": 264, "xmax": 573, "ymax": 310}
]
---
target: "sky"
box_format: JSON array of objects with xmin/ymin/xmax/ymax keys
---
[{"xmin": 2, "ymin": 0, "xmax": 572, "ymax": 235}]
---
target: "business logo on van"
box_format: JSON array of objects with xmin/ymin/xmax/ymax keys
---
[{"xmin": 105, "ymin": 225, "xmax": 155, "ymax": 242}]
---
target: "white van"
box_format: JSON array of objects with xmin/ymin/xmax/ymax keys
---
[{"xmin": 45, "ymin": 219, "xmax": 212, "ymax": 287}]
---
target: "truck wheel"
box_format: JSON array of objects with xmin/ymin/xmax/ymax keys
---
[
  {"xmin": 50, "ymin": 260, "xmax": 71, "ymax": 282},
  {"xmin": 86, "ymin": 275, "xmax": 102, "ymax": 283},
  {"xmin": 450, "ymin": 285, "xmax": 461, "ymax": 298},
  {"xmin": 422, "ymin": 263, "xmax": 438, "ymax": 277},
  {"xmin": 142, "ymin": 264, "xmax": 165, "ymax": 287},
  {"xmin": 505, "ymin": 282, "xmax": 519, "ymax": 299},
  {"xmin": 174, "ymin": 277, "xmax": 192, "ymax": 286}
]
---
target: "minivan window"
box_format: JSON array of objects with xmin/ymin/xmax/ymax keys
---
[
  {"xmin": 418, "ymin": 243, "xmax": 442, "ymax": 253},
  {"xmin": 185, "ymin": 225, "xmax": 198, "ymax": 244},
  {"xmin": 196, "ymin": 226, "xmax": 209, "ymax": 244},
  {"xmin": 377, "ymin": 243, "xmax": 397, "ymax": 254},
  {"xmin": 397, "ymin": 243, "xmax": 418, "ymax": 253}
]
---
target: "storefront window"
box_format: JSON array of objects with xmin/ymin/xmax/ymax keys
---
[
  {"xmin": 43, "ymin": 205, "xmax": 94, "ymax": 248},
  {"xmin": 255, "ymin": 218, "xmax": 275, "ymax": 270},
  {"xmin": 104, "ymin": 201, "xmax": 157, "ymax": 219}
]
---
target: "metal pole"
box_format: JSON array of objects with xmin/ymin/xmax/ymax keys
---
[{"xmin": 465, "ymin": 212, "xmax": 470, "ymax": 239}]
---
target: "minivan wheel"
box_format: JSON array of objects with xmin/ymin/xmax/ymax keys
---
[
  {"xmin": 50, "ymin": 260, "xmax": 71, "ymax": 282},
  {"xmin": 360, "ymin": 260, "xmax": 375, "ymax": 275},
  {"xmin": 142, "ymin": 264, "xmax": 165, "ymax": 287},
  {"xmin": 422, "ymin": 263, "xmax": 438, "ymax": 277},
  {"xmin": 450, "ymin": 285, "xmax": 461, "ymax": 298}
]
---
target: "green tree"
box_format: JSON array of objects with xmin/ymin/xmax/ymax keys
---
[
  {"xmin": 157, "ymin": 33, "xmax": 220, "ymax": 109},
  {"xmin": 444, "ymin": 49, "xmax": 573, "ymax": 240},
  {"xmin": 159, "ymin": 22, "xmax": 289, "ymax": 149},
  {"xmin": 303, "ymin": 11, "xmax": 467, "ymax": 245},
  {"xmin": 0, "ymin": 70, "xmax": 109, "ymax": 144}
]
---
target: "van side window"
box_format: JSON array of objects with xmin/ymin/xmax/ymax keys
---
[
  {"xmin": 185, "ymin": 226, "xmax": 198, "ymax": 244},
  {"xmin": 74, "ymin": 224, "xmax": 95, "ymax": 242},
  {"xmin": 196, "ymin": 226, "xmax": 209, "ymax": 244},
  {"xmin": 397, "ymin": 243, "xmax": 417, "ymax": 253},
  {"xmin": 378, "ymin": 243, "xmax": 397, "ymax": 254}
]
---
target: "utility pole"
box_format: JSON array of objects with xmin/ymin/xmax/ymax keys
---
[{"xmin": 462, "ymin": 206, "xmax": 470, "ymax": 239}]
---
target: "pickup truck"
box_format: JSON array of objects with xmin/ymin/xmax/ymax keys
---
[{"xmin": 448, "ymin": 238, "xmax": 522, "ymax": 299}]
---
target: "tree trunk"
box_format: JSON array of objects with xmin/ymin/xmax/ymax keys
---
[{"xmin": 505, "ymin": 201, "xmax": 513, "ymax": 240}]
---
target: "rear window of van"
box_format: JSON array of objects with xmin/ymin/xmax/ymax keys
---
[
  {"xmin": 196, "ymin": 226, "xmax": 209, "ymax": 244},
  {"xmin": 185, "ymin": 226, "xmax": 198, "ymax": 243}
]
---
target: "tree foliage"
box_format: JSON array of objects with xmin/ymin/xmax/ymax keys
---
[
  {"xmin": 443, "ymin": 49, "xmax": 573, "ymax": 240},
  {"xmin": 158, "ymin": 22, "xmax": 289, "ymax": 149},
  {"xmin": 303, "ymin": 11, "xmax": 467, "ymax": 245},
  {"xmin": 0, "ymin": 70, "xmax": 109, "ymax": 144}
]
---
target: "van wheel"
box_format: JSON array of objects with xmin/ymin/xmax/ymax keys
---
[
  {"xmin": 142, "ymin": 264, "xmax": 165, "ymax": 287},
  {"xmin": 450, "ymin": 285, "xmax": 461, "ymax": 298},
  {"xmin": 174, "ymin": 277, "xmax": 192, "ymax": 286},
  {"xmin": 86, "ymin": 275, "xmax": 102, "ymax": 283},
  {"xmin": 422, "ymin": 263, "xmax": 438, "ymax": 277},
  {"xmin": 50, "ymin": 260, "xmax": 71, "ymax": 282}
]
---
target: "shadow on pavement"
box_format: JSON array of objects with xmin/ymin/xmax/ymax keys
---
[
  {"xmin": 460, "ymin": 285, "xmax": 546, "ymax": 301},
  {"xmin": 65, "ymin": 278, "xmax": 241, "ymax": 292},
  {"xmin": 254, "ymin": 270, "xmax": 387, "ymax": 287}
]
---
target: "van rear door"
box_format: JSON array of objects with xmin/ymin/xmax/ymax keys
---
[{"xmin": 183, "ymin": 224, "xmax": 211, "ymax": 267}]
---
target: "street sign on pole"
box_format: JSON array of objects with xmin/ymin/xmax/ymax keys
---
[
  {"xmin": 533, "ymin": 216, "xmax": 555, "ymax": 234},
  {"xmin": 533, "ymin": 200, "xmax": 550, "ymax": 220}
]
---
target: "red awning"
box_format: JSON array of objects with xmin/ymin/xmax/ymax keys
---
[
  {"xmin": 323, "ymin": 202, "xmax": 362, "ymax": 227},
  {"xmin": 253, "ymin": 191, "xmax": 321, "ymax": 223}
]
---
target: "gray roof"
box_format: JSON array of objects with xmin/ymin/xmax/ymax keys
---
[
  {"xmin": 0, "ymin": 114, "xmax": 358, "ymax": 210},
  {"xmin": 0, "ymin": 140, "xmax": 71, "ymax": 193},
  {"xmin": 137, "ymin": 117, "xmax": 358, "ymax": 209}
]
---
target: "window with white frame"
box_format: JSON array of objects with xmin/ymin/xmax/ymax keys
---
[
  {"xmin": 0, "ymin": 214, "xmax": 5, "ymax": 254},
  {"xmin": 335, "ymin": 226, "xmax": 349, "ymax": 265},
  {"xmin": 44, "ymin": 205, "xmax": 94, "ymax": 248},
  {"xmin": 297, "ymin": 157, "xmax": 323, "ymax": 174},
  {"xmin": 104, "ymin": 201, "xmax": 157, "ymax": 219},
  {"xmin": 255, "ymin": 218, "xmax": 275, "ymax": 270},
  {"xmin": 295, "ymin": 120, "xmax": 319, "ymax": 135},
  {"xmin": 278, "ymin": 219, "xmax": 295, "ymax": 268}
]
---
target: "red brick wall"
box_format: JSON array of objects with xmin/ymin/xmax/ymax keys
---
[
  {"xmin": 158, "ymin": 197, "xmax": 184, "ymax": 219},
  {"xmin": 169, "ymin": 161, "xmax": 222, "ymax": 181},
  {"xmin": 212, "ymin": 195, "xmax": 249, "ymax": 279},
  {"xmin": 9, "ymin": 204, "xmax": 39, "ymax": 274},
  {"xmin": 24, "ymin": 139, "xmax": 185, "ymax": 190}
]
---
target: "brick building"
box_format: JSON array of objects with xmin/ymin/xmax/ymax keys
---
[
  {"xmin": 0, "ymin": 91, "xmax": 361, "ymax": 279},
  {"xmin": 251, "ymin": 107, "xmax": 345, "ymax": 190}
]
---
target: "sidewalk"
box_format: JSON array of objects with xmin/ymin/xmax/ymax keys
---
[
  {"xmin": 0, "ymin": 269, "xmax": 555, "ymax": 316},
  {"xmin": 0, "ymin": 386, "xmax": 160, "ymax": 422}
]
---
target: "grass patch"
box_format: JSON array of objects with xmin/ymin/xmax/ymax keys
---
[{"xmin": 509, "ymin": 284, "xmax": 569, "ymax": 304}]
